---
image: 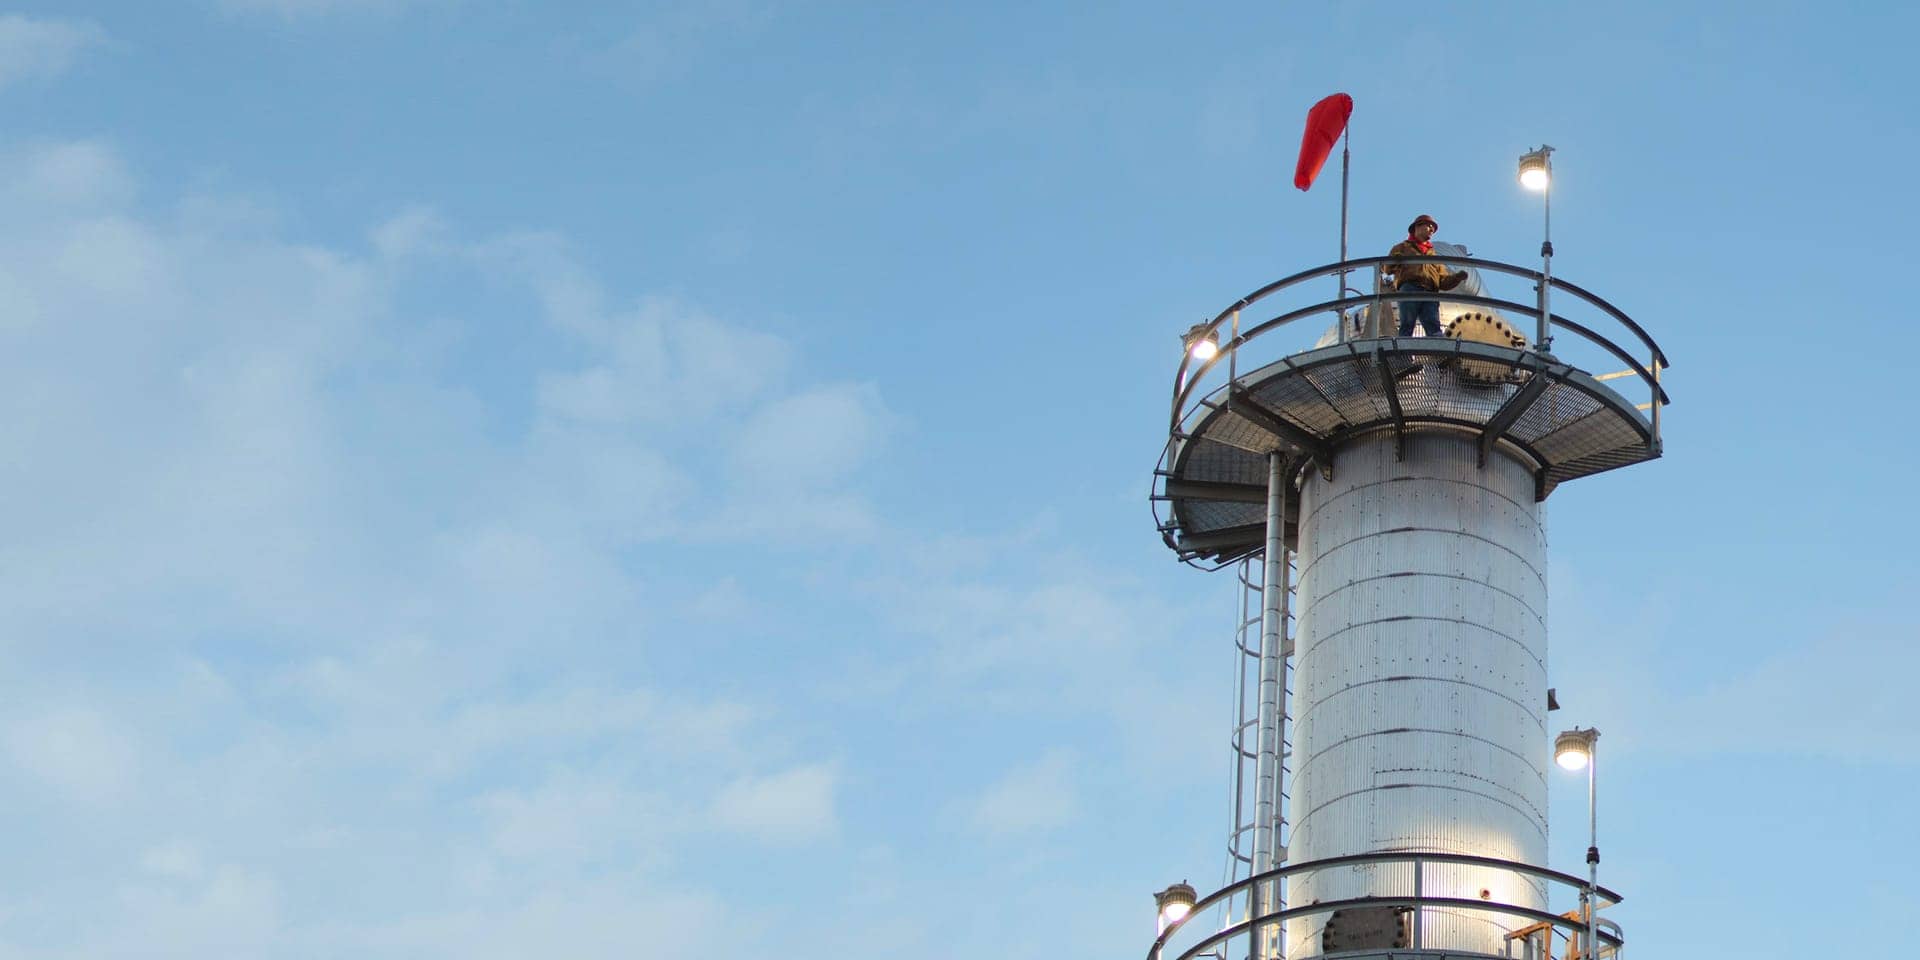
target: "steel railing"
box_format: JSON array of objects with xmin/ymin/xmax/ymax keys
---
[
  {"xmin": 1168, "ymin": 255, "xmax": 1669, "ymax": 451},
  {"xmin": 1148, "ymin": 850, "xmax": 1624, "ymax": 960}
]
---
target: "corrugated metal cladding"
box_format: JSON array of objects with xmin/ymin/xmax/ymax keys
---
[{"xmin": 1285, "ymin": 431, "xmax": 1550, "ymax": 959}]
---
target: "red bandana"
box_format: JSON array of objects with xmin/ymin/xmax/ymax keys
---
[{"xmin": 1407, "ymin": 235, "xmax": 1433, "ymax": 254}]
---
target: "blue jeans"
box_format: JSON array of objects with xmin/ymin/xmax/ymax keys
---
[{"xmin": 1396, "ymin": 282, "xmax": 1441, "ymax": 337}]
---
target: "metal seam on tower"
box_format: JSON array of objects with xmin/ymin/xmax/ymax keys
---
[
  {"xmin": 1298, "ymin": 528, "xmax": 1549, "ymax": 590},
  {"xmin": 1304, "ymin": 572, "xmax": 1549, "ymax": 627},
  {"xmin": 1289, "ymin": 728, "xmax": 1550, "ymax": 783},
  {"xmin": 1301, "ymin": 476, "xmax": 1546, "ymax": 535},
  {"xmin": 1294, "ymin": 672, "xmax": 1549, "ymax": 727},
  {"xmin": 1294, "ymin": 618, "xmax": 1548, "ymax": 675}
]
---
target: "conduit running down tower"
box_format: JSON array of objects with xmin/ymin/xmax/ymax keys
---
[{"xmin": 1146, "ymin": 206, "xmax": 1667, "ymax": 960}]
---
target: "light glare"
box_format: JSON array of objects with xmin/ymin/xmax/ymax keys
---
[
  {"xmin": 1517, "ymin": 144, "xmax": 1554, "ymax": 192},
  {"xmin": 1554, "ymin": 727, "xmax": 1596, "ymax": 771},
  {"xmin": 1154, "ymin": 881, "xmax": 1198, "ymax": 935},
  {"xmin": 1180, "ymin": 322, "xmax": 1221, "ymax": 363}
]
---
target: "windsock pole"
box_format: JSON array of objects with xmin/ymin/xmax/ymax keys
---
[{"xmin": 1338, "ymin": 127, "xmax": 1351, "ymax": 341}]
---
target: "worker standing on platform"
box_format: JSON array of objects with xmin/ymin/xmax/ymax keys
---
[{"xmin": 1386, "ymin": 214, "xmax": 1469, "ymax": 337}]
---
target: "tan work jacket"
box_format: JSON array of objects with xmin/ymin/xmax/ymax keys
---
[{"xmin": 1387, "ymin": 240, "xmax": 1457, "ymax": 291}]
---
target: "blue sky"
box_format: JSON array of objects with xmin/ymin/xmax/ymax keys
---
[{"xmin": 0, "ymin": 2, "xmax": 1913, "ymax": 957}]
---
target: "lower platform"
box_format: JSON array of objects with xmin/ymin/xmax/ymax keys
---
[{"xmin": 1145, "ymin": 851, "xmax": 1621, "ymax": 960}]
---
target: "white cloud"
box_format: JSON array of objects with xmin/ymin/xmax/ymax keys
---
[
  {"xmin": 370, "ymin": 204, "xmax": 450, "ymax": 260},
  {"xmin": 533, "ymin": 298, "xmax": 795, "ymax": 427},
  {"xmin": 1547, "ymin": 561, "xmax": 1920, "ymax": 766},
  {"xmin": 846, "ymin": 540, "xmax": 1229, "ymax": 790},
  {"xmin": 0, "ymin": 139, "xmax": 886, "ymax": 957},
  {"xmin": 140, "ymin": 840, "xmax": 206, "ymax": 880},
  {"xmin": 0, "ymin": 16, "xmax": 100, "ymax": 92},
  {"xmin": 4, "ymin": 703, "xmax": 138, "ymax": 803},
  {"xmin": 481, "ymin": 771, "xmax": 665, "ymax": 864},
  {"xmin": 967, "ymin": 751, "xmax": 1078, "ymax": 835},
  {"xmin": 705, "ymin": 380, "xmax": 894, "ymax": 539},
  {"xmin": 1617, "ymin": 622, "xmax": 1920, "ymax": 763},
  {"xmin": 591, "ymin": 2, "xmax": 773, "ymax": 91},
  {"xmin": 731, "ymin": 382, "xmax": 892, "ymax": 489},
  {"xmin": 0, "ymin": 135, "xmax": 1216, "ymax": 956},
  {"xmin": 218, "ymin": 0, "xmax": 429, "ymax": 18},
  {"xmin": 689, "ymin": 576, "xmax": 754, "ymax": 621},
  {"xmin": 0, "ymin": 127, "xmax": 1189, "ymax": 960},
  {"xmin": 712, "ymin": 763, "xmax": 839, "ymax": 843},
  {"xmin": 103, "ymin": 864, "xmax": 282, "ymax": 959},
  {"xmin": 277, "ymin": 659, "xmax": 761, "ymax": 787},
  {"xmin": 2, "ymin": 139, "xmax": 131, "ymax": 215},
  {"xmin": 332, "ymin": 882, "xmax": 724, "ymax": 960}
]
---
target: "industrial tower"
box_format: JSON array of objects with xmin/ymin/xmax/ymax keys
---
[{"xmin": 1145, "ymin": 190, "xmax": 1668, "ymax": 960}]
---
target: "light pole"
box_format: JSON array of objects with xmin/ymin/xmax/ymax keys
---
[
  {"xmin": 1555, "ymin": 727, "xmax": 1600, "ymax": 959},
  {"xmin": 1518, "ymin": 145, "xmax": 1555, "ymax": 354}
]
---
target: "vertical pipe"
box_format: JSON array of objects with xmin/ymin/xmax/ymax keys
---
[
  {"xmin": 1254, "ymin": 452, "xmax": 1287, "ymax": 960},
  {"xmin": 1537, "ymin": 181, "xmax": 1553, "ymax": 353},
  {"xmin": 1587, "ymin": 743, "xmax": 1599, "ymax": 959},
  {"xmin": 1650, "ymin": 359, "xmax": 1662, "ymax": 448},
  {"xmin": 1337, "ymin": 129, "xmax": 1351, "ymax": 343},
  {"xmin": 1412, "ymin": 859, "xmax": 1424, "ymax": 950},
  {"xmin": 1251, "ymin": 875, "xmax": 1267, "ymax": 960},
  {"xmin": 1230, "ymin": 310, "xmax": 1240, "ymax": 397}
]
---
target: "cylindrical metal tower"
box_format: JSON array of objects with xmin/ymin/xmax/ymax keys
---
[
  {"xmin": 1148, "ymin": 250, "xmax": 1668, "ymax": 960},
  {"xmin": 1289, "ymin": 430, "xmax": 1547, "ymax": 957}
]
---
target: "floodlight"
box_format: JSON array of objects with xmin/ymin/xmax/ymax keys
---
[
  {"xmin": 1182, "ymin": 322, "xmax": 1220, "ymax": 362},
  {"xmin": 1555, "ymin": 727, "xmax": 1597, "ymax": 771},
  {"xmin": 1154, "ymin": 881, "xmax": 1198, "ymax": 933},
  {"xmin": 1518, "ymin": 146, "xmax": 1553, "ymax": 192}
]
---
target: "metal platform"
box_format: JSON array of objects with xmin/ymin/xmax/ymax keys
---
[
  {"xmin": 1145, "ymin": 850, "xmax": 1623, "ymax": 960},
  {"xmin": 1152, "ymin": 255, "xmax": 1671, "ymax": 567}
]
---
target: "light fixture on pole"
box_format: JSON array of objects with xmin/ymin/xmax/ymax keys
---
[
  {"xmin": 1182, "ymin": 322, "xmax": 1220, "ymax": 362},
  {"xmin": 1554, "ymin": 727, "xmax": 1593, "ymax": 770},
  {"xmin": 1517, "ymin": 144, "xmax": 1555, "ymax": 354},
  {"xmin": 1154, "ymin": 881, "xmax": 1198, "ymax": 935},
  {"xmin": 1554, "ymin": 726, "xmax": 1601, "ymax": 959},
  {"xmin": 1518, "ymin": 147, "xmax": 1552, "ymax": 192}
]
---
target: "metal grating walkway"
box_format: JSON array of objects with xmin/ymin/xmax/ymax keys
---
[{"xmin": 1159, "ymin": 338, "xmax": 1659, "ymax": 565}]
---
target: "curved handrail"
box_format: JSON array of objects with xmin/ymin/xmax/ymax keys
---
[
  {"xmin": 1185, "ymin": 255, "xmax": 1668, "ymax": 371},
  {"xmin": 1146, "ymin": 850, "xmax": 1623, "ymax": 960},
  {"xmin": 1169, "ymin": 291, "xmax": 1667, "ymax": 439},
  {"xmin": 1550, "ymin": 273, "xmax": 1667, "ymax": 369},
  {"xmin": 1154, "ymin": 896, "xmax": 1620, "ymax": 960},
  {"xmin": 1170, "ymin": 255, "xmax": 1669, "ymax": 441}
]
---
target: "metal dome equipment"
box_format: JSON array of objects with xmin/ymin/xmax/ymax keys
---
[{"xmin": 1446, "ymin": 310, "xmax": 1528, "ymax": 385}]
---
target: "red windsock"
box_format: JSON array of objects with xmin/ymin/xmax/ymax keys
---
[{"xmin": 1293, "ymin": 93, "xmax": 1353, "ymax": 191}]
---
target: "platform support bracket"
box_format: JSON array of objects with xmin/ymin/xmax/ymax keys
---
[
  {"xmin": 1226, "ymin": 386, "xmax": 1333, "ymax": 466},
  {"xmin": 1372, "ymin": 346, "xmax": 1407, "ymax": 461},
  {"xmin": 1479, "ymin": 366, "xmax": 1553, "ymax": 468}
]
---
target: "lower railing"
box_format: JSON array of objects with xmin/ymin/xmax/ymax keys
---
[{"xmin": 1148, "ymin": 852, "xmax": 1623, "ymax": 960}]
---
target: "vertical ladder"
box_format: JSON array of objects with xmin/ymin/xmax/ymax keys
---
[{"xmin": 1221, "ymin": 546, "xmax": 1294, "ymax": 956}]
